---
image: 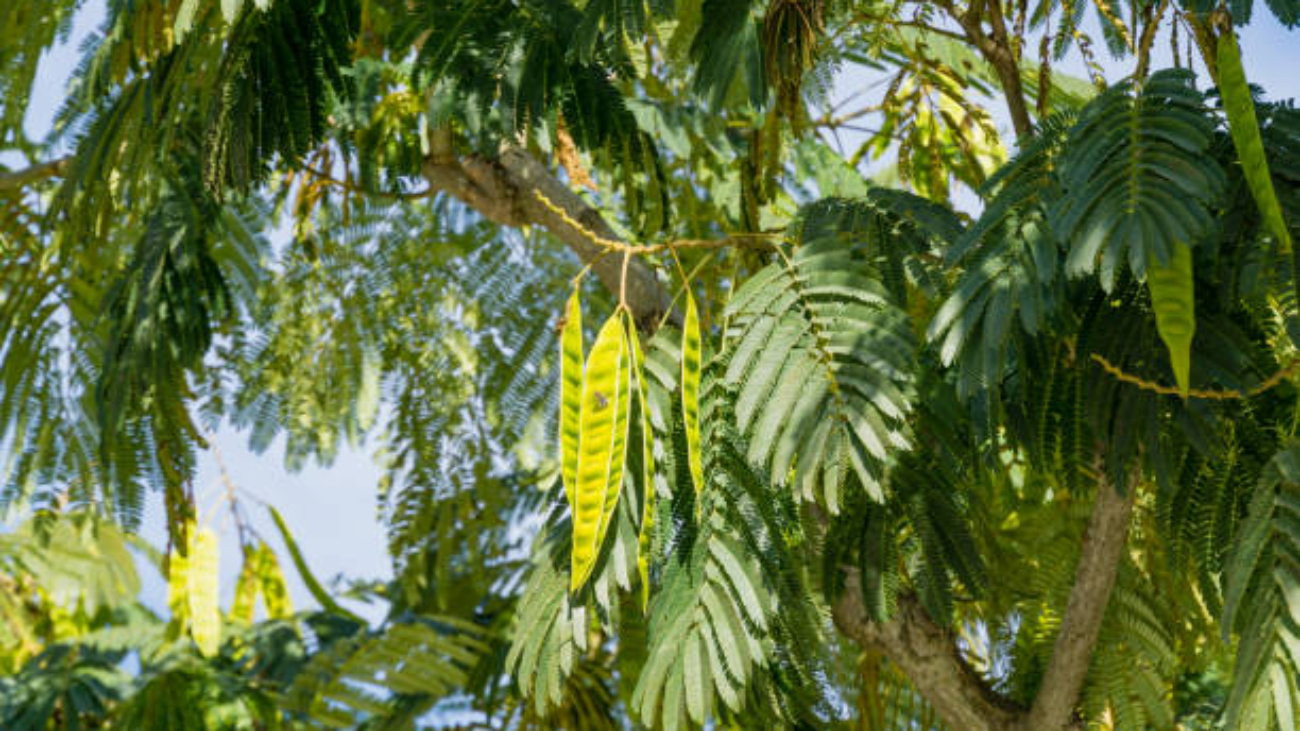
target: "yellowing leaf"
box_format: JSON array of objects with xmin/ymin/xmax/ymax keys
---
[
  {"xmin": 166, "ymin": 526, "xmax": 192, "ymax": 629},
  {"xmin": 1148, "ymin": 242, "xmax": 1196, "ymax": 397},
  {"xmin": 255, "ymin": 543, "xmax": 294, "ymax": 619},
  {"xmin": 682, "ymin": 294, "xmax": 704, "ymax": 497},
  {"xmin": 173, "ymin": 0, "xmax": 201, "ymax": 42},
  {"xmin": 221, "ymin": 0, "xmax": 245, "ymax": 22},
  {"xmin": 186, "ymin": 527, "xmax": 221, "ymax": 657},
  {"xmin": 560, "ymin": 290, "xmax": 584, "ymax": 507},
  {"xmin": 230, "ymin": 545, "xmax": 258, "ymax": 624},
  {"xmin": 625, "ymin": 312, "xmax": 656, "ymax": 610},
  {"xmin": 571, "ymin": 314, "xmax": 631, "ymax": 591},
  {"xmin": 1218, "ymin": 32, "xmax": 1292, "ymax": 254}
]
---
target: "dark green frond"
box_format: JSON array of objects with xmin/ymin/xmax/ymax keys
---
[
  {"xmin": 1052, "ymin": 69, "xmax": 1224, "ymax": 290},
  {"xmin": 204, "ymin": 0, "xmax": 358, "ymax": 194}
]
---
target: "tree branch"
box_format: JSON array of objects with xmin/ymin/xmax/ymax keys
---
[
  {"xmin": 831, "ymin": 451, "xmax": 1136, "ymax": 731},
  {"xmin": 1020, "ymin": 463, "xmax": 1137, "ymax": 731},
  {"xmin": 939, "ymin": 0, "xmax": 1035, "ymax": 138},
  {"xmin": 421, "ymin": 144, "xmax": 674, "ymax": 330},
  {"xmin": 833, "ymin": 585, "xmax": 1024, "ymax": 731},
  {"xmin": 1134, "ymin": 0, "xmax": 1171, "ymax": 80},
  {"xmin": 301, "ymin": 164, "xmax": 433, "ymax": 200},
  {"xmin": 0, "ymin": 157, "xmax": 69, "ymax": 191}
]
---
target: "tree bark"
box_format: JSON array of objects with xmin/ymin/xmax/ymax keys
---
[
  {"xmin": 938, "ymin": 0, "xmax": 1035, "ymax": 138},
  {"xmin": 833, "ymin": 585, "xmax": 1024, "ymax": 731},
  {"xmin": 421, "ymin": 144, "xmax": 673, "ymax": 331},
  {"xmin": 1019, "ymin": 469, "xmax": 1137, "ymax": 731},
  {"xmin": 831, "ymin": 465, "xmax": 1136, "ymax": 731}
]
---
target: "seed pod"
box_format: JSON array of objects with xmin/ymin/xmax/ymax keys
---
[
  {"xmin": 571, "ymin": 314, "xmax": 631, "ymax": 591},
  {"xmin": 1147, "ymin": 241, "xmax": 1195, "ymax": 397},
  {"xmin": 559, "ymin": 291, "xmax": 584, "ymax": 509}
]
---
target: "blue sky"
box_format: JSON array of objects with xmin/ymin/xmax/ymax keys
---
[{"xmin": 8, "ymin": 3, "xmax": 1299, "ymax": 621}]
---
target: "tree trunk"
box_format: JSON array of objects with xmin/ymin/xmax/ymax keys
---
[
  {"xmin": 833, "ymin": 465, "xmax": 1137, "ymax": 731},
  {"xmin": 833, "ymin": 586, "xmax": 1025, "ymax": 731},
  {"xmin": 1020, "ymin": 468, "xmax": 1137, "ymax": 731}
]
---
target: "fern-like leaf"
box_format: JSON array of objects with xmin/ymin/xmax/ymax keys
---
[
  {"xmin": 1221, "ymin": 441, "xmax": 1300, "ymax": 729},
  {"xmin": 724, "ymin": 212, "xmax": 915, "ymax": 509},
  {"xmin": 1052, "ymin": 68, "xmax": 1224, "ymax": 290}
]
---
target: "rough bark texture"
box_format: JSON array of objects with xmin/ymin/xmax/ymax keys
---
[
  {"xmin": 421, "ymin": 144, "xmax": 672, "ymax": 330},
  {"xmin": 833, "ymin": 585, "xmax": 1024, "ymax": 731},
  {"xmin": 1020, "ymin": 472, "xmax": 1137, "ymax": 731},
  {"xmin": 831, "ymin": 466, "xmax": 1136, "ymax": 731}
]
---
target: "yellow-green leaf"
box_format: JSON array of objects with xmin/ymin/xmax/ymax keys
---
[
  {"xmin": 255, "ymin": 543, "xmax": 294, "ymax": 619},
  {"xmin": 166, "ymin": 527, "xmax": 192, "ymax": 629},
  {"xmin": 1148, "ymin": 242, "xmax": 1196, "ymax": 397},
  {"xmin": 571, "ymin": 314, "xmax": 631, "ymax": 591},
  {"xmin": 230, "ymin": 545, "xmax": 258, "ymax": 624},
  {"xmin": 682, "ymin": 293, "xmax": 704, "ymax": 497},
  {"xmin": 187, "ymin": 527, "xmax": 221, "ymax": 657},
  {"xmin": 625, "ymin": 312, "xmax": 656, "ymax": 610},
  {"xmin": 1218, "ymin": 32, "xmax": 1292, "ymax": 254},
  {"xmin": 173, "ymin": 0, "xmax": 201, "ymax": 42},
  {"xmin": 560, "ymin": 290, "xmax": 584, "ymax": 508}
]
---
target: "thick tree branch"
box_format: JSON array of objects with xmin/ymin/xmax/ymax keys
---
[
  {"xmin": 1020, "ymin": 466, "xmax": 1137, "ymax": 731},
  {"xmin": 421, "ymin": 144, "xmax": 673, "ymax": 330},
  {"xmin": 833, "ymin": 585, "xmax": 1024, "ymax": 731},
  {"xmin": 832, "ymin": 458, "xmax": 1136, "ymax": 731}
]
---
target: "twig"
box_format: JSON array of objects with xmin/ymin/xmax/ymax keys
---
[
  {"xmin": 853, "ymin": 12, "xmax": 970, "ymax": 44},
  {"xmin": 1090, "ymin": 353, "xmax": 1300, "ymax": 400},
  {"xmin": 0, "ymin": 157, "xmax": 69, "ymax": 190},
  {"xmin": 530, "ymin": 188, "xmax": 786, "ymax": 255},
  {"xmin": 302, "ymin": 165, "xmax": 433, "ymax": 201},
  {"xmin": 1134, "ymin": 0, "xmax": 1171, "ymax": 80}
]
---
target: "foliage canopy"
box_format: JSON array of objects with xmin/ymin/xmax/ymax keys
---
[{"xmin": 3, "ymin": 0, "xmax": 1300, "ymax": 729}]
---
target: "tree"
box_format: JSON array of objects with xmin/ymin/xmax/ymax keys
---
[{"xmin": 2, "ymin": 0, "xmax": 1300, "ymax": 729}]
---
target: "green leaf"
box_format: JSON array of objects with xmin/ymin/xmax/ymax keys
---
[
  {"xmin": 927, "ymin": 114, "xmax": 1072, "ymax": 397},
  {"xmin": 560, "ymin": 290, "xmax": 585, "ymax": 507},
  {"xmin": 682, "ymin": 293, "xmax": 705, "ymax": 497},
  {"xmin": 1222, "ymin": 442, "xmax": 1300, "ymax": 728},
  {"xmin": 571, "ymin": 314, "xmax": 632, "ymax": 591},
  {"xmin": 1146, "ymin": 241, "xmax": 1196, "ymax": 396},
  {"xmin": 1218, "ymin": 31, "xmax": 1292, "ymax": 254},
  {"xmin": 1052, "ymin": 69, "xmax": 1223, "ymax": 291},
  {"xmin": 725, "ymin": 218, "xmax": 915, "ymax": 508},
  {"xmin": 205, "ymin": 0, "xmax": 358, "ymax": 193}
]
